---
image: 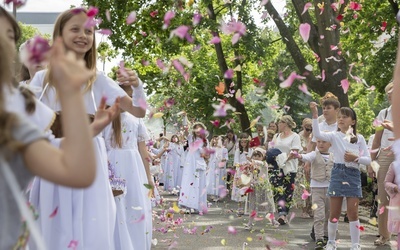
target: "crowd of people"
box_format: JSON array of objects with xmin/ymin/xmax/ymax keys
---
[{"xmin": 1, "ymin": 5, "xmax": 400, "ymax": 250}]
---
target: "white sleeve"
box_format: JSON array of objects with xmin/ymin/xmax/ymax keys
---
[
  {"xmin": 94, "ymin": 72, "xmax": 127, "ymax": 107},
  {"xmin": 131, "ymin": 78, "xmax": 146, "ymax": 107},
  {"xmin": 138, "ymin": 119, "xmax": 150, "ymax": 142},
  {"xmin": 291, "ymin": 134, "xmax": 302, "ymax": 151},
  {"xmin": 357, "ymin": 135, "xmax": 371, "ymax": 166},
  {"xmin": 29, "ymin": 70, "xmax": 47, "ymax": 98},
  {"xmin": 312, "ymin": 119, "xmax": 334, "ymax": 142},
  {"xmin": 233, "ymin": 149, "xmax": 240, "ymax": 165},
  {"xmin": 300, "ymin": 151, "xmax": 316, "ymax": 163}
]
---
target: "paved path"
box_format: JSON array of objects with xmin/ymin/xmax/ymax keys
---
[{"xmin": 152, "ymin": 193, "xmax": 396, "ymax": 250}]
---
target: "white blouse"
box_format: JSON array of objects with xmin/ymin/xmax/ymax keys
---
[{"xmin": 312, "ymin": 119, "xmax": 371, "ymax": 168}]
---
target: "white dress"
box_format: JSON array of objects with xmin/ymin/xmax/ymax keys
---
[
  {"xmin": 179, "ymin": 135, "xmax": 208, "ymax": 211},
  {"xmin": 231, "ymin": 148, "xmax": 253, "ymax": 202},
  {"xmin": 103, "ymin": 113, "xmax": 152, "ymax": 250},
  {"xmin": 28, "ymin": 70, "xmax": 129, "ymax": 250},
  {"xmin": 207, "ymin": 147, "xmax": 228, "ymax": 196},
  {"xmin": 168, "ymin": 143, "xmax": 184, "ymax": 191}
]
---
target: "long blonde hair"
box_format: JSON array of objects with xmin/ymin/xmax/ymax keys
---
[
  {"xmin": 43, "ymin": 8, "xmax": 97, "ymax": 92},
  {"xmin": 111, "ymin": 85, "xmax": 132, "ymax": 148}
]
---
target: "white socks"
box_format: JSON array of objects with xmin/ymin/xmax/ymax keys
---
[
  {"xmin": 349, "ymin": 220, "xmax": 360, "ymax": 245},
  {"xmin": 328, "ymin": 221, "xmax": 338, "ymax": 241}
]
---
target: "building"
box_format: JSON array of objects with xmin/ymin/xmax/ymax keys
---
[{"xmin": 15, "ymin": 12, "xmax": 60, "ymax": 35}]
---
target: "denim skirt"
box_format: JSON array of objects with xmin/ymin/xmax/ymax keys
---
[{"xmin": 327, "ymin": 163, "xmax": 362, "ymax": 198}]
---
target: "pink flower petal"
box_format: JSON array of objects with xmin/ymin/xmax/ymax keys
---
[
  {"xmin": 379, "ymin": 206, "xmax": 385, "ymax": 215},
  {"xmin": 349, "ymin": 1, "xmax": 362, "ymax": 11},
  {"xmin": 49, "ymin": 206, "xmax": 58, "ymax": 218},
  {"xmin": 299, "ymin": 23, "xmax": 311, "ymax": 42},
  {"xmin": 126, "ymin": 11, "xmax": 137, "ymax": 25},
  {"xmin": 302, "ymin": 2, "xmax": 312, "ymax": 15},
  {"xmin": 131, "ymin": 214, "xmax": 145, "ymax": 223},
  {"xmin": 260, "ymin": 0, "xmax": 269, "ymax": 6},
  {"xmin": 231, "ymin": 33, "xmax": 241, "ymax": 44},
  {"xmin": 209, "ymin": 36, "xmax": 221, "ymax": 44},
  {"xmin": 168, "ymin": 241, "xmax": 178, "ymax": 250},
  {"xmin": 341, "ymin": 79, "xmax": 350, "ymax": 94},
  {"xmin": 67, "ymin": 240, "xmax": 79, "ymax": 250},
  {"xmin": 298, "ymin": 83, "xmax": 312, "ymax": 96},
  {"xmin": 227, "ymin": 226, "xmax": 237, "ymax": 235},
  {"xmin": 265, "ymin": 236, "xmax": 287, "ymax": 246},
  {"xmin": 224, "ymin": 69, "xmax": 234, "ymax": 79},
  {"xmin": 321, "ymin": 69, "xmax": 326, "ymax": 81},
  {"xmin": 288, "ymin": 212, "xmax": 296, "ymax": 224},
  {"xmin": 87, "ymin": 6, "xmax": 99, "ymax": 17},
  {"xmin": 97, "ymin": 29, "xmax": 112, "ymax": 35},
  {"xmin": 105, "ymin": 10, "xmax": 111, "ymax": 21},
  {"xmin": 162, "ymin": 10, "xmax": 175, "ymax": 29},
  {"xmin": 301, "ymin": 189, "xmax": 311, "ymax": 200},
  {"xmin": 170, "ymin": 25, "xmax": 190, "ymax": 39},
  {"xmin": 279, "ymin": 72, "xmax": 297, "ymax": 88},
  {"xmin": 138, "ymin": 98, "xmax": 148, "ymax": 110},
  {"xmin": 193, "ymin": 13, "xmax": 202, "ymax": 26}
]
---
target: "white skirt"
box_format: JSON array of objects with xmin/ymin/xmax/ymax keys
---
[{"xmin": 29, "ymin": 137, "xmax": 116, "ymax": 250}]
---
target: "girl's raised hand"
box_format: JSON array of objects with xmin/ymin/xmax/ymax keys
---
[
  {"xmin": 117, "ymin": 68, "xmax": 139, "ymax": 87},
  {"xmin": 309, "ymin": 102, "xmax": 318, "ymax": 118},
  {"xmin": 49, "ymin": 38, "xmax": 94, "ymax": 94},
  {"xmin": 91, "ymin": 97, "xmax": 121, "ymax": 136}
]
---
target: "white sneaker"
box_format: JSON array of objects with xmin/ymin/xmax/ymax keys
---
[
  {"xmin": 350, "ymin": 243, "xmax": 361, "ymax": 250},
  {"xmin": 325, "ymin": 240, "xmax": 336, "ymax": 250}
]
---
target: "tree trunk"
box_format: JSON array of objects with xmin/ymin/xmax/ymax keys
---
[
  {"xmin": 265, "ymin": 0, "xmax": 350, "ymax": 107},
  {"xmin": 207, "ymin": 2, "xmax": 251, "ymax": 132}
]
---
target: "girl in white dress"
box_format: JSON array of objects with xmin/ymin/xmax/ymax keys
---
[
  {"xmin": 169, "ymin": 135, "xmax": 185, "ymax": 191},
  {"xmin": 29, "ymin": 8, "xmax": 146, "ymax": 250},
  {"xmin": 179, "ymin": 122, "xmax": 209, "ymax": 213},
  {"xmin": 231, "ymin": 133, "xmax": 253, "ymax": 215},
  {"xmin": 207, "ymin": 136, "xmax": 228, "ymax": 199},
  {"xmin": 103, "ymin": 85, "xmax": 153, "ymax": 250}
]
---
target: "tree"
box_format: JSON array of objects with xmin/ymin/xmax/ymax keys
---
[
  {"xmin": 85, "ymin": 0, "xmax": 273, "ymax": 132},
  {"xmin": 97, "ymin": 41, "xmax": 117, "ymax": 71},
  {"xmin": 18, "ymin": 22, "xmax": 49, "ymax": 48}
]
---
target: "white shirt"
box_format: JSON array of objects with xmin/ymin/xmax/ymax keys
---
[
  {"xmin": 312, "ymin": 120, "xmax": 337, "ymax": 142},
  {"xmin": 376, "ymin": 106, "xmax": 394, "ymax": 149},
  {"xmin": 312, "ymin": 119, "xmax": 371, "ymax": 169},
  {"xmin": 300, "ymin": 151, "xmax": 330, "ymax": 188},
  {"xmin": 272, "ymin": 132, "xmax": 301, "ymax": 173}
]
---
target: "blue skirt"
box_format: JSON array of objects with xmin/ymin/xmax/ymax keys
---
[{"xmin": 327, "ymin": 163, "xmax": 362, "ymax": 198}]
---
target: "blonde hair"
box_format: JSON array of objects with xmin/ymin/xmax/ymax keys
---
[
  {"xmin": 43, "ymin": 8, "xmax": 97, "ymax": 92},
  {"xmin": 302, "ymin": 118, "xmax": 312, "ymax": 127},
  {"xmin": 279, "ymin": 115, "xmax": 296, "ymax": 129},
  {"xmin": 385, "ymin": 82, "xmax": 394, "ymax": 94}
]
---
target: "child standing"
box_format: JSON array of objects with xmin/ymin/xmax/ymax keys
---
[
  {"xmin": 29, "ymin": 8, "xmax": 146, "ymax": 249},
  {"xmin": 207, "ymin": 136, "xmax": 228, "ymax": 200},
  {"xmin": 179, "ymin": 122, "xmax": 209, "ymax": 214},
  {"xmin": 291, "ymin": 139, "xmax": 333, "ymax": 249},
  {"xmin": 245, "ymin": 148, "xmax": 278, "ymax": 229},
  {"xmin": 103, "ymin": 84, "xmax": 154, "ymax": 250},
  {"xmin": 310, "ymin": 102, "xmax": 371, "ymax": 250},
  {"xmin": 232, "ymin": 133, "xmax": 253, "ymax": 216}
]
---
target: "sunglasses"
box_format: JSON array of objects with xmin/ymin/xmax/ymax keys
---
[{"xmin": 305, "ymin": 128, "xmax": 312, "ymax": 132}]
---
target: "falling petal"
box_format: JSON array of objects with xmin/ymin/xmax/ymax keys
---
[
  {"xmin": 86, "ymin": 6, "xmax": 99, "ymax": 17},
  {"xmin": 168, "ymin": 241, "xmax": 178, "ymax": 250},
  {"xmin": 332, "ymin": 218, "xmax": 338, "ymax": 223},
  {"xmin": 349, "ymin": 1, "xmax": 362, "ymax": 11},
  {"xmin": 193, "ymin": 13, "xmax": 202, "ymax": 26},
  {"xmin": 170, "ymin": 25, "xmax": 190, "ymax": 39},
  {"xmin": 119, "ymin": 61, "xmax": 129, "ymax": 78},
  {"xmin": 340, "ymin": 79, "xmax": 350, "ymax": 94},
  {"xmin": 298, "ymin": 83, "xmax": 312, "ymax": 96},
  {"xmin": 311, "ymin": 203, "xmax": 318, "ymax": 210},
  {"xmin": 356, "ymin": 225, "xmax": 365, "ymax": 231},
  {"xmin": 301, "ymin": 2, "xmax": 312, "ymax": 15},
  {"xmin": 126, "ymin": 11, "xmax": 137, "ymax": 25},
  {"xmin": 97, "ymin": 29, "xmax": 112, "ymax": 35},
  {"xmin": 301, "ymin": 189, "xmax": 311, "ymax": 200},
  {"xmin": 221, "ymin": 239, "xmax": 227, "ymax": 246},
  {"xmin": 279, "ymin": 72, "xmax": 305, "ymax": 88},
  {"xmin": 19, "ymin": 36, "xmax": 51, "ymax": 67},
  {"xmin": 299, "ymin": 23, "xmax": 311, "ymax": 42},
  {"xmin": 288, "ymin": 212, "xmax": 296, "ymax": 224},
  {"xmin": 131, "ymin": 214, "xmax": 145, "ymax": 223},
  {"xmin": 151, "ymin": 238, "xmax": 158, "ymax": 246},
  {"xmin": 224, "ymin": 69, "xmax": 234, "ymax": 79},
  {"xmin": 162, "ymin": 10, "xmax": 175, "ymax": 29},
  {"xmin": 209, "ymin": 36, "xmax": 221, "ymax": 44},
  {"xmin": 49, "ymin": 206, "xmax": 58, "ymax": 218},
  {"xmin": 67, "ymin": 240, "xmax": 79, "ymax": 250},
  {"xmin": 379, "ymin": 206, "xmax": 385, "ymax": 215},
  {"xmin": 105, "ymin": 10, "xmax": 111, "ymax": 21},
  {"xmin": 265, "ymin": 236, "xmax": 287, "ymax": 246}
]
